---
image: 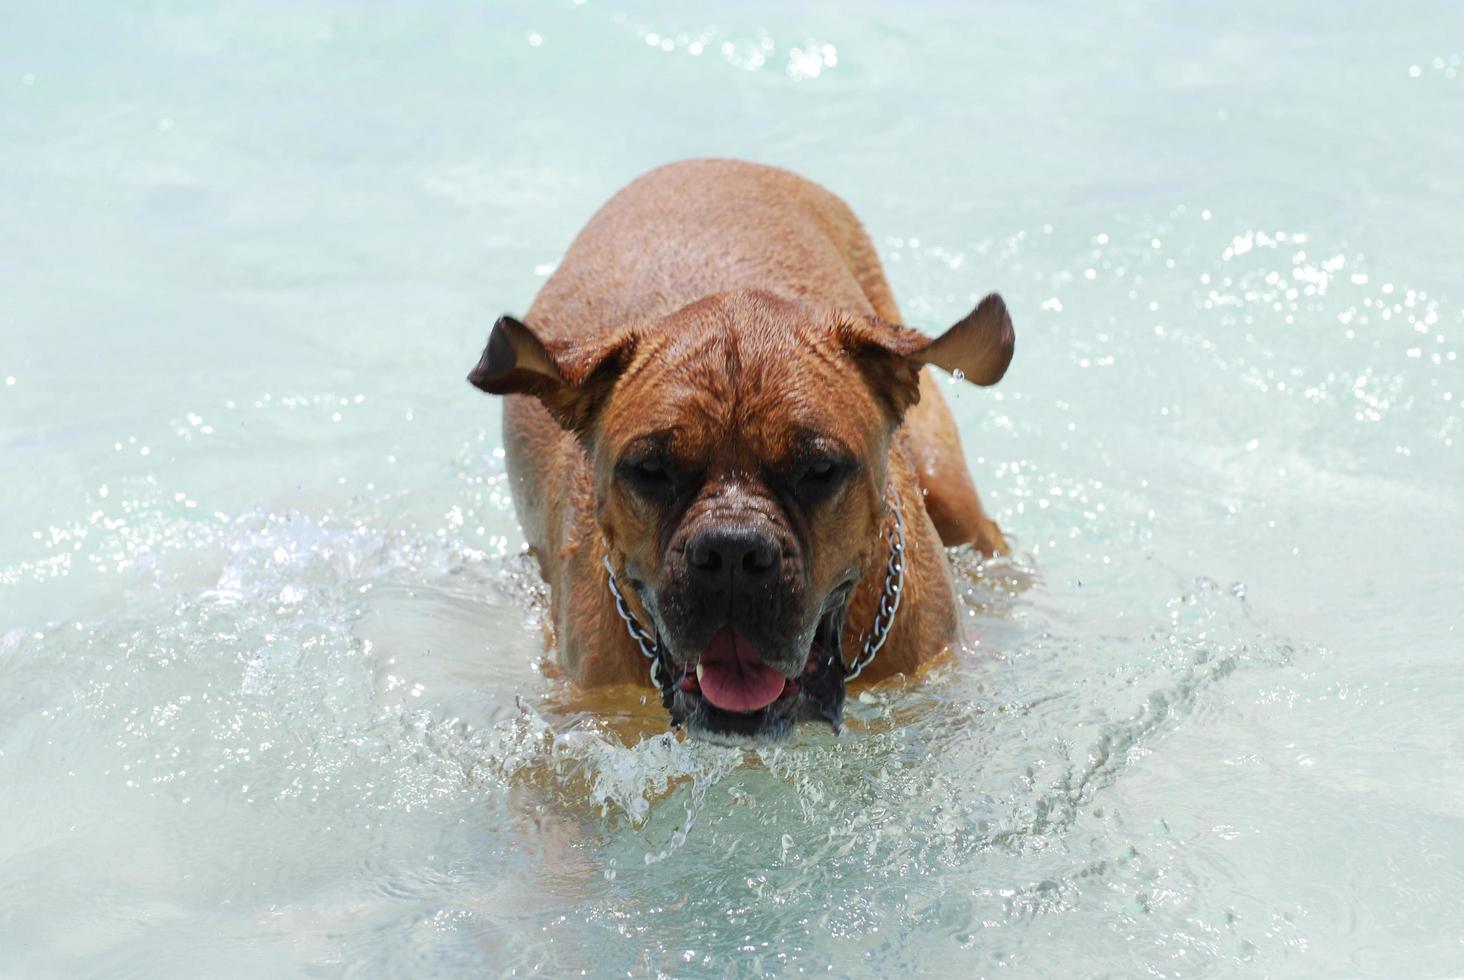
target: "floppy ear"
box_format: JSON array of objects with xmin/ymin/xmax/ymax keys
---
[
  {"xmin": 916, "ymin": 292, "xmax": 1015, "ymax": 385},
  {"xmin": 838, "ymin": 292, "xmax": 1015, "ymax": 417},
  {"xmin": 467, "ymin": 315, "xmax": 636, "ymax": 433}
]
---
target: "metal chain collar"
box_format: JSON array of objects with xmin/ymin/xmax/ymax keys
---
[
  {"xmin": 601, "ymin": 485, "xmax": 907, "ymax": 694},
  {"xmin": 601, "ymin": 552, "xmax": 676, "ymax": 709},
  {"xmin": 843, "ymin": 487, "xmax": 906, "ymax": 681}
]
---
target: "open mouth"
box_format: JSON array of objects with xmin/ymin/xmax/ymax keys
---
[{"xmin": 667, "ymin": 603, "xmax": 848, "ymax": 740}]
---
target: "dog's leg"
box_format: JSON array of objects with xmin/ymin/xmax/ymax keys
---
[{"xmin": 901, "ymin": 369, "xmax": 1007, "ymax": 555}]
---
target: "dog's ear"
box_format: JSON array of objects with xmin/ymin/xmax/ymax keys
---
[
  {"xmin": 467, "ymin": 315, "xmax": 636, "ymax": 433},
  {"xmin": 838, "ymin": 293, "xmax": 1014, "ymax": 418},
  {"xmin": 915, "ymin": 293, "xmax": 1015, "ymax": 386}
]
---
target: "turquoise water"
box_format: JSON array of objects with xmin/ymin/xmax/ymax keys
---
[{"xmin": 3, "ymin": 2, "xmax": 1462, "ymax": 975}]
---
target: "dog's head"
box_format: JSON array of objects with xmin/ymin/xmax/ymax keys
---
[{"xmin": 469, "ymin": 288, "xmax": 1012, "ymax": 739}]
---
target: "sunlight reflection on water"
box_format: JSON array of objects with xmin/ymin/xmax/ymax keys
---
[{"xmin": 2, "ymin": 0, "xmax": 1463, "ymax": 975}]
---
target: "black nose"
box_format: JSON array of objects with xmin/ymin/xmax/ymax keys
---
[{"xmin": 687, "ymin": 527, "xmax": 779, "ymax": 579}]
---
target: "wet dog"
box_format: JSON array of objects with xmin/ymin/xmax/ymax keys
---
[{"xmin": 468, "ymin": 159, "xmax": 1013, "ymax": 740}]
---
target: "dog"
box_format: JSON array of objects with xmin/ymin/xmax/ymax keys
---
[{"xmin": 468, "ymin": 159, "xmax": 1013, "ymax": 740}]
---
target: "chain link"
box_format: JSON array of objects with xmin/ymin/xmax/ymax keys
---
[
  {"xmin": 843, "ymin": 486, "xmax": 906, "ymax": 681},
  {"xmin": 602, "ymin": 554, "xmax": 668, "ymax": 691}
]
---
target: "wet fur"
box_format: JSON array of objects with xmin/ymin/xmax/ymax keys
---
[{"xmin": 491, "ymin": 159, "xmax": 1007, "ymax": 689}]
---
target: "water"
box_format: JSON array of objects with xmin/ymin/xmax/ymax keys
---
[{"xmin": 3, "ymin": 2, "xmax": 1462, "ymax": 975}]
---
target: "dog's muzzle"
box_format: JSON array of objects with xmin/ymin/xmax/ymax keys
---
[{"xmin": 601, "ymin": 486, "xmax": 906, "ymax": 740}]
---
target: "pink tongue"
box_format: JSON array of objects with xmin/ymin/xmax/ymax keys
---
[{"xmin": 696, "ymin": 628, "xmax": 788, "ymax": 713}]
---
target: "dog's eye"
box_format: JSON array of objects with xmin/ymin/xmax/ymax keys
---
[
  {"xmin": 618, "ymin": 455, "xmax": 675, "ymax": 498},
  {"xmin": 794, "ymin": 456, "xmax": 847, "ymax": 504},
  {"xmin": 804, "ymin": 459, "xmax": 836, "ymax": 483}
]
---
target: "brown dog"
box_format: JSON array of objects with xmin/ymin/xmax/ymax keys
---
[{"xmin": 469, "ymin": 159, "xmax": 1013, "ymax": 739}]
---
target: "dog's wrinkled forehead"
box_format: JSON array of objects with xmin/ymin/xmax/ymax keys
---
[{"xmin": 596, "ymin": 292, "xmax": 886, "ymax": 466}]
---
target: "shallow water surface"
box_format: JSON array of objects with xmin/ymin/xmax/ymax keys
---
[{"xmin": 3, "ymin": 2, "xmax": 1463, "ymax": 976}]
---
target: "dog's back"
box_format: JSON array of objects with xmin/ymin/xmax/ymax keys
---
[{"xmin": 526, "ymin": 159, "xmax": 901, "ymax": 342}]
